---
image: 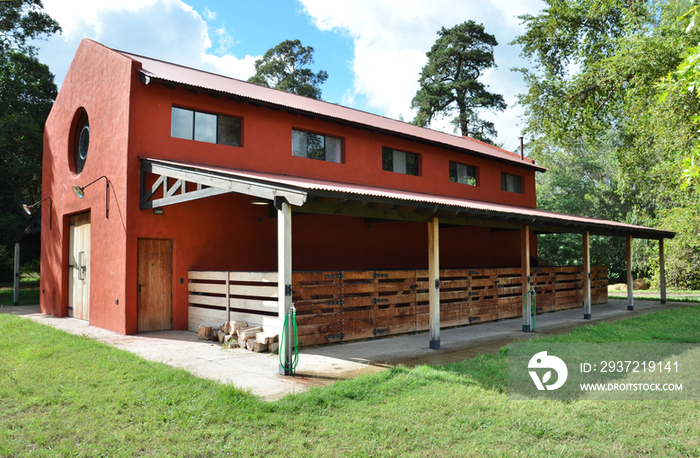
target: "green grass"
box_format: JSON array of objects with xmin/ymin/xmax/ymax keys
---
[
  {"xmin": 0, "ymin": 273, "xmax": 41, "ymax": 305},
  {"xmin": 1, "ymin": 307, "xmax": 700, "ymax": 457},
  {"xmin": 608, "ymin": 290, "xmax": 700, "ymax": 303}
]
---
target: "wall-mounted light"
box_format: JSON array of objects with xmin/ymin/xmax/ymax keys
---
[
  {"xmin": 22, "ymin": 196, "xmax": 53, "ymax": 229},
  {"xmin": 250, "ymin": 198, "xmax": 270, "ymax": 206},
  {"xmin": 73, "ymin": 175, "xmax": 109, "ymax": 218},
  {"xmin": 153, "ymin": 208, "xmax": 164, "ymax": 215}
]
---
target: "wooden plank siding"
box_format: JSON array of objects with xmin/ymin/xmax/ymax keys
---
[{"xmin": 188, "ymin": 266, "xmax": 608, "ymax": 346}]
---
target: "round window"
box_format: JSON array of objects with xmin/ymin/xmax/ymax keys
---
[{"xmin": 73, "ymin": 110, "xmax": 89, "ymax": 175}]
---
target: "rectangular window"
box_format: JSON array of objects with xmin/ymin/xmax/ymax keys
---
[
  {"xmin": 382, "ymin": 147, "xmax": 419, "ymax": 175},
  {"xmin": 449, "ymin": 162, "xmax": 477, "ymax": 186},
  {"xmin": 292, "ymin": 129, "xmax": 342, "ymax": 163},
  {"xmin": 501, "ymin": 172, "xmax": 523, "ymax": 193},
  {"xmin": 171, "ymin": 107, "xmax": 241, "ymax": 147}
]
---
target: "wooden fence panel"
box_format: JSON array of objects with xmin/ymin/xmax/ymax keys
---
[{"xmin": 189, "ymin": 266, "xmax": 609, "ymax": 346}]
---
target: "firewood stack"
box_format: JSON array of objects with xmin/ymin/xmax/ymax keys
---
[{"xmin": 197, "ymin": 321, "xmax": 278, "ymax": 353}]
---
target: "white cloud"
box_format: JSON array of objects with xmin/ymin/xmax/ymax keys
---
[
  {"xmin": 299, "ymin": 0, "xmax": 544, "ymax": 149},
  {"xmin": 36, "ymin": 0, "xmax": 259, "ymax": 87},
  {"xmin": 203, "ymin": 7, "xmax": 217, "ymax": 20}
]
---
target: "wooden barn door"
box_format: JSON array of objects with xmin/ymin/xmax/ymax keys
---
[
  {"xmin": 68, "ymin": 212, "xmax": 91, "ymax": 320},
  {"xmin": 137, "ymin": 239, "xmax": 172, "ymax": 332}
]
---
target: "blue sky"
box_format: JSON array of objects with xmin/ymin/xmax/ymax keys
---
[{"xmin": 33, "ymin": 0, "xmax": 545, "ymax": 151}]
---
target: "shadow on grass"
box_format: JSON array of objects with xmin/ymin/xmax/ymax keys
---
[
  {"xmin": 0, "ymin": 289, "xmax": 40, "ymax": 306},
  {"xmin": 426, "ymin": 305, "xmax": 700, "ymax": 396}
]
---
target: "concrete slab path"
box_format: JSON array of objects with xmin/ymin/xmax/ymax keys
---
[{"xmin": 2, "ymin": 299, "xmax": 694, "ymax": 400}]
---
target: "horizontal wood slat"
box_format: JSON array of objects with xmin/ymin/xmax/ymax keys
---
[
  {"xmin": 188, "ymin": 271, "xmax": 280, "ymax": 334},
  {"xmin": 189, "ymin": 266, "xmax": 608, "ymax": 346}
]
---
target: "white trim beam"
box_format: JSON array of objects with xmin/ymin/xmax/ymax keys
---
[{"xmin": 141, "ymin": 159, "xmax": 307, "ymax": 208}]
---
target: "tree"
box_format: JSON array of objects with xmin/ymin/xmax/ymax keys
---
[
  {"xmin": 513, "ymin": 0, "xmax": 698, "ymax": 213},
  {"xmin": 411, "ymin": 21, "xmax": 506, "ymax": 143},
  {"xmin": 0, "ymin": 0, "xmax": 60, "ymax": 280},
  {"xmin": 1, "ymin": 0, "xmax": 60, "ymax": 54},
  {"xmin": 247, "ymin": 39, "xmax": 328, "ymax": 100},
  {"xmin": 512, "ymin": 0, "xmax": 700, "ymax": 284}
]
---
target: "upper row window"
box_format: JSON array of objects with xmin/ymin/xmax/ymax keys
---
[
  {"xmin": 171, "ymin": 107, "xmax": 241, "ymax": 147},
  {"xmin": 501, "ymin": 172, "xmax": 522, "ymax": 193},
  {"xmin": 292, "ymin": 129, "xmax": 342, "ymax": 163},
  {"xmin": 382, "ymin": 147, "xmax": 419, "ymax": 176},
  {"xmin": 449, "ymin": 161, "xmax": 477, "ymax": 186}
]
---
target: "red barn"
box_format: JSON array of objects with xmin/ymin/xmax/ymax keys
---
[{"xmin": 40, "ymin": 39, "xmax": 672, "ymax": 367}]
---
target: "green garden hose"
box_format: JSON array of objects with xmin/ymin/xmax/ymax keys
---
[
  {"xmin": 279, "ymin": 305, "xmax": 299, "ymax": 373},
  {"xmin": 522, "ymin": 288, "xmax": 537, "ymax": 332}
]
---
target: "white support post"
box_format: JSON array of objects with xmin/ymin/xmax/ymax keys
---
[
  {"xmin": 13, "ymin": 243, "xmax": 20, "ymax": 306},
  {"xmin": 521, "ymin": 226, "xmax": 531, "ymax": 330},
  {"xmin": 277, "ymin": 198, "xmax": 293, "ymax": 375},
  {"xmin": 659, "ymin": 239, "xmax": 666, "ymax": 305},
  {"xmin": 583, "ymin": 231, "xmax": 592, "ymax": 319},
  {"xmin": 626, "ymin": 234, "xmax": 634, "ymax": 311},
  {"xmin": 225, "ymin": 272, "xmax": 231, "ymax": 322},
  {"xmin": 428, "ymin": 217, "xmax": 440, "ymax": 349},
  {"xmin": 582, "ymin": 231, "xmax": 592, "ymax": 320}
]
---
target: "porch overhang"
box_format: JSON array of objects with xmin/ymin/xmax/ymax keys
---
[{"xmin": 139, "ymin": 158, "xmax": 675, "ymax": 240}]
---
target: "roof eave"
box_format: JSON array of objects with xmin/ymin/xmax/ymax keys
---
[{"xmin": 137, "ymin": 71, "xmax": 547, "ymax": 173}]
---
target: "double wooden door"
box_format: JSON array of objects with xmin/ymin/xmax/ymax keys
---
[{"xmin": 68, "ymin": 212, "xmax": 91, "ymax": 320}]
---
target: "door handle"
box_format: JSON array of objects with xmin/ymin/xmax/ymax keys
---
[
  {"xmin": 138, "ymin": 284, "xmax": 145, "ymax": 293},
  {"xmin": 78, "ymin": 251, "xmax": 86, "ymax": 280}
]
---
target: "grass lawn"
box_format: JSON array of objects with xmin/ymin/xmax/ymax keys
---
[
  {"xmin": 1, "ymin": 307, "xmax": 700, "ymax": 457},
  {"xmin": 608, "ymin": 289, "xmax": 700, "ymax": 303},
  {"xmin": 0, "ymin": 274, "xmax": 41, "ymax": 306}
]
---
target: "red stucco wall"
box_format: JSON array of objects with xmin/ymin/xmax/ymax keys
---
[
  {"xmin": 43, "ymin": 39, "xmax": 539, "ymax": 335},
  {"xmin": 41, "ymin": 40, "xmax": 134, "ymax": 333},
  {"xmin": 126, "ymin": 80, "xmax": 537, "ymax": 208}
]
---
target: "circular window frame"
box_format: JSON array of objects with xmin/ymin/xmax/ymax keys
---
[{"xmin": 71, "ymin": 108, "xmax": 90, "ymax": 175}]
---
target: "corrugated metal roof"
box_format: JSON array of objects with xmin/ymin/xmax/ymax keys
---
[
  {"xmin": 111, "ymin": 43, "xmax": 545, "ymax": 172},
  {"xmin": 142, "ymin": 158, "xmax": 674, "ymax": 240}
]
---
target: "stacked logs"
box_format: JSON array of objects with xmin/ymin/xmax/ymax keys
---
[{"xmin": 197, "ymin": 321, "xmax": 278, "ymax": 353}]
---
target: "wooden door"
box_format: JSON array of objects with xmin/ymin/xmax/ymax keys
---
[
  {"xmin": 68, "ymin": 212, "xmax": 91, "ymax": 320},
  {"xmin": 137, "ymin": 239, "xmax": 172, "ymax": 332}
]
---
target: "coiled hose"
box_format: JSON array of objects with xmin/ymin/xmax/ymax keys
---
[
  {"xmin": 522, "ymin": 288, "xmax": 537, "ymax": 332},
  {"xmin": 279, "ymin": 305, "xmax": 299, "ymax": 373}
]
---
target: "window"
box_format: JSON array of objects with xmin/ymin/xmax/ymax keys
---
[
  {"xmin": 449, "ymin": 162, "xmax": 477, "ymax": 186},
  {"xmin": 501, "ymin": 172, "xmax": 522, "ymax": 193},
  {"xmin": 171, "ymin": 107, "xmax": 241, "ymax": 147},
  {"xmin": 73, "ymin": 109, "xmax": 90, "ymax": 175},
  {"xmin": 292, "ymin": 129, "xmax": 342, "ymax": 163},
  {"xmin": 382, "ymin": 147, "xmax": 419, "ymax": 175}
]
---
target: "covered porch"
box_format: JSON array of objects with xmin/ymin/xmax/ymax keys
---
[{"xmin": 139, "ymin": 158, "xmax": 674, "ymax": 374}]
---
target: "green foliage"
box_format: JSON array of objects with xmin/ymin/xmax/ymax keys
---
[
  {"xmin": 514, "ymin": 0, "xmax": 700, "ymax": 284},
  {"xmin": 247, "ymin": 39, "xmax": 328, "ymax": 100},
  {"xmin": 0, "ymin": 0, "xmax": 59, "ymax": 273},
  {"xmin": 0, "ymin": 0, "xmax": 60, "ymax": 55},
  {"xmin": 411, "ymin": 21, "xmax": 506, "ymax": 143},
  {"xmin": 648, "ymin": 204, "xmax": 700, "ymax": 289},
  {"xmin": 514, "ymin": 0, "xmax": 697, "ymax": 204},
  {"xmin": 530, "ymin": 136, "xmax": 631, "ymax": 280},
  {"xmin": 659, "ymin": 5, "xmax": 700, "ymax": 190}
]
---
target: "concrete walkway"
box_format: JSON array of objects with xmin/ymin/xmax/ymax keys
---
[{"xmin": 1, "ymin": 299, "xmax": 693, "ymax": 400}]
